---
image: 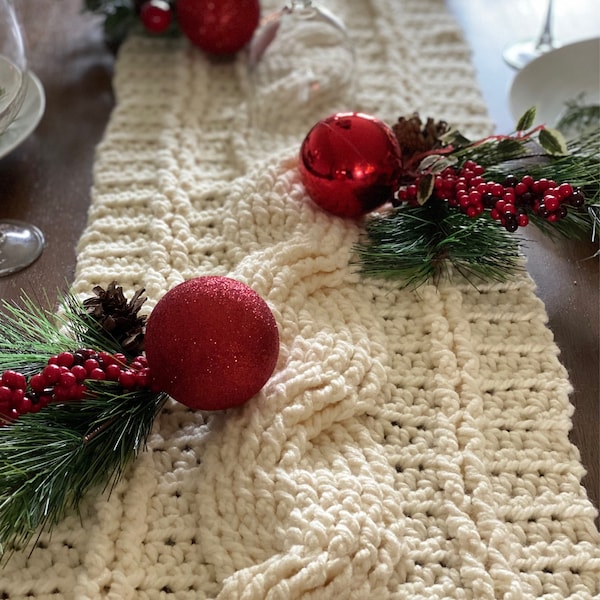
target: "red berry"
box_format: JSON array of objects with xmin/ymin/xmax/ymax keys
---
[
  {"xmin": 16, "ymin": 396, "xmax": 32, "ymax": 414},
  {"xmin": 533, "ymin": 178, "xmax": 551, "ymax": 193},
  {"xmin": 0, "ymin": 386, "xmax": 12, "ymax": 404},
  {"xmin": 10, "ymin": 388, "xmax": 25, "ymax": 407},
  {"xmin": 119, "ymin": 370, "xmax": 138, "ymax": 389},
  {"xmin": 2, "ymin": 370, "xmax": 26, "ymax": 389},
  {"xmin": 544, "ymin": 194, "xmax": 560, "ymax": 212},
  {"xmin": 53, "ymin": 386, "xmax": 70, "ymax": 402},
  {"xmin": 47, "ymin": 355, "xmax": 59, "ymax": 365},
  {"xmin": 557, "ymin": 183, "xmax": 574, "ymax": 199},
  {"xmin": 547, "ymin": 213, "xmax": 558, "ymax": 222},
  {"xmin": 517, "ymin": 213, "xmax": 529, "ymax": 227},
  {"xmin": 136, "ymin": 368, "xmax": 151, "ymax": 388},
  {"xmin": 56, "ymin": 352, "xmax": 75, "ymax": 368},
  {"xmin": 459, "ymin": 195, "xmax": 470, "ymax": 209},
  {"xmin": 71, "ymin": 365, "xmax": 87, "ymax": 382},
  {"xmin": 29, "ymin": 373, "xmax": 47, "ymax": 392},
  {"xmin": 140, "ymin": 0, "xmax": 172, "ymax": 34},
  {"xmin": 468, "ymin": 190, "xmax": 482, "ymax": 203},
  {"xmin": 490, "ymin": 183, "xmax": 504, "ymax": 197},
  {"xmin": 105, "ymin": 364, "xmax": 122, "ymax": 381},
  {"xmin": 113, "ymin": 353, "xmax": 127, "ymax": 365},
  {"xmin": 466, "ymin": 205, "xmax": 479, "ymax": 218},
  {"xmin": 59, "ymin": 371, "xmax": 77, "ymax": 388},
  {"xmin": 503, "ymin": 203, "xmax": 517, "ymax": 215},
  {"xmin": 2, "ymin": 408, "xmax": 19, "ymax": 422},
  {"xmin": 502, "ymin": 189, "xmax": 515, "ymax": 202},
  {"xmin": 135, "ymin": 355, "xmax": 148, "ymax": 367},
  {"xmin": 42, "ymin": 364, "xmax": 62, "ymax": 384},
  {"xmin": 84, "ymin": 359, "xmax": 100, "ymax": 374},
  {"xmin": 521, "ymin": 175, "xmax": 534, "ymax": 188},
  {"xmin": 514, "ymin": 182, "xmax": 528, "ymax": 196},
  {"xmin": 99, "ymin": 351, "xmax": 115, "ymax": 366},
  {"xmin": 89, "ymin": 368, "xmax": 106, "ymax": 381},
  {"xmin": 490, "ymin": 208, "xmax": 501, "ymax": 220}
]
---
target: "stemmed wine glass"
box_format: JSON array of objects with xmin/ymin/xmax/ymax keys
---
[
  {"xmin": 503, "ymin": 0, "xmax": 560, "ymax": 69},
  {"xmin": 0, "ymin": 0, "xmax": 44, "ymax": 276},
  {"xmin": 246, "ymin": 0, "xmax": 355, "ymax": 137}
]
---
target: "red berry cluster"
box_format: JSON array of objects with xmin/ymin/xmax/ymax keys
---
[
  {"xmin": 0, "ymin": 350, "xmax": 151, "ymax": 425},
  {"xmin": 396, "ymin": 160, "xmax": 585, "ymax": 232}
]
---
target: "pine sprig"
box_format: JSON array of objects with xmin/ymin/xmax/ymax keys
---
[
  {"xmin": 0, "ymin": 290, "xmax": 167, "ymax": 560},
  {"xmin": 0, "ymin": 291, "xmax": 122, "ymax": 376},
  {"xmin": 0, "ymin": 386, "xmax": 167, "ymax": 559},
  {"xmin": 355, "ymin": 204, "xmax": 522, "ymax": 289}
]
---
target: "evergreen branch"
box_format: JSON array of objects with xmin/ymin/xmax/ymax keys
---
[
  {"xmin": 0, "ymin": 387, "xmax": 168, "ymax": 560},
  {"xmin": 0, "ymin": 291, "xmax": 123, "ymax": 376},
  {"xmin": 355, "ymin": 204, "xmax": 522, "ymax": 289},
  {"xmin": 0, "ymin": 287, "xmax": 165, "ymax": 561}
]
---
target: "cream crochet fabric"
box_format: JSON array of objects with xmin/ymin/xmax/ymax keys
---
[{"xmin": 1, "ymin": 0, "xmax": 599, "ymax": 598}]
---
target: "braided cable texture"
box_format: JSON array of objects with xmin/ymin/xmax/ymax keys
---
[{"xmin": 0, "ymin": 1, "xmax": 598, "ymax": 598}]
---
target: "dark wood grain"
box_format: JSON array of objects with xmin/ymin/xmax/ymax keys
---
[
  {"xmin": 0, "ymin": 0, "xmax": 598, "ymax": 518},
  {"xmin": 0, "ymin": 1, "xmax": 114, "ymax": 307}
]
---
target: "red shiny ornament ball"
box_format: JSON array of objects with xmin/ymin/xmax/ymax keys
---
[
  {"xmin": 299, "ymin": 112, "xmax": 403, "ymax": 218},
  {"xmin": 145, "ymin": 276, "xmax": 279, "ymax": 411},
  {"xmin": 140, "ymin": 0, "xmax": 172, "ymax": 34},
  {"xmin": 176, "ymin": 0, "xmax": 260, "ymax": 55}
]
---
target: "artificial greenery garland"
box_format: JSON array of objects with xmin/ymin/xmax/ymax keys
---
[
  {"xmin": 0, "ymin": 287, "xmax": 167, "ymax": 560},
  {"xmin": 354, "ymin": 104, "xmax": 599, "ymax": 288}
]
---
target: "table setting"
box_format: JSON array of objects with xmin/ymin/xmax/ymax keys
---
[{"xmin": 0, "ymin": 0, "xmax": 598, "ymax": 598}]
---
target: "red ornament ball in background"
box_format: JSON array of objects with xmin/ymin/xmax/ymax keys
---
[
  {"xmin": 145, "ymin": 276, "xmax": 279, "ymax": 411},
  {"xmin": 298, "ymin": 112, "xmax": 403, "ymax": 218},
  {"xmin": 140, "ymin": 0, "xmax": 172, "ymax": 34},
  {"xmin": 176, "ymin": 0, "xmax": 260, "ymax": 55}
]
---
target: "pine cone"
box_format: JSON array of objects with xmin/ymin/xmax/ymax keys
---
[
  {"xmin": 393, "ymin": 113, "xmax": 450, "ymax": 165},
  {"xmin": 82, "ymin": 281, "xmax": 147, "ymax": 354}
]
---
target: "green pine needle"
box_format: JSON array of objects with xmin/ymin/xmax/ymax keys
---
[
  {"xmin": 355, "ymin": 204, "xmax": 522, "ymax": 289},
  {"xmin": 0, "ymin": 291, "xmax": 168, "ymax": 561},
  {"xmin": 0, "ymin": 387, "xmax": 167, "ymax": 560}
]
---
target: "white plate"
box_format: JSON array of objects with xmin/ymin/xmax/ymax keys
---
[
  {"xmin": 509, "ymin": 38, "xmax": 600, "ymax": 127},
  {"xmin": 0, "ymin": 70, "xmax": 45, "ymax": 159}
]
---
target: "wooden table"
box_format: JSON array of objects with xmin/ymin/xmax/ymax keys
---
[{"xmin": 0, "ymin": 0, "xmax": 598, "ymax": 517}]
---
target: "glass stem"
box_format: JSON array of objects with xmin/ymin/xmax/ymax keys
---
[{"xmin": 535, "ymin": 0, "xmax": 555, "ymax": 50}]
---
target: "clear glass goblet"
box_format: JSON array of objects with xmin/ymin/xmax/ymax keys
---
[
  {"xmin": 0, "ymin": 0, "xmax": 44, "ymax": 276},
  {"xmin": 503, "ymin": 0, "xmax": 560, "ymax": 69},
  {"xmin": 246, "ymin": 0, "xmax": 355, "ymax": 139}
]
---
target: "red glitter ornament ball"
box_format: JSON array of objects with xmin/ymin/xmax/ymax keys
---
[
  {"xmin": 176, "ymin": 0, "xmax": 260, "ymax": 55},
  {"xmin": 145, "ymin": 276, "xmax": 279, "ymax": 411},
  {"xmin": 299, "ymin": 112, "xmax": 403, "ymax": 218}
]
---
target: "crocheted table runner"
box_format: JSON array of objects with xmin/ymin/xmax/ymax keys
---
[{"xmin": 2, "ymin": 0, "xmax": 599, "ymax": 598}]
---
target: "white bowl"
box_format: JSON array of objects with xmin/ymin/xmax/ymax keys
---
[{"xmin": 509, "ymin": 37, "xmax": 600, "ymax": 127}]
